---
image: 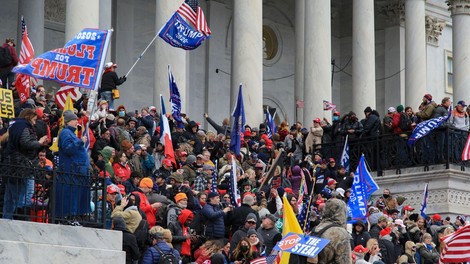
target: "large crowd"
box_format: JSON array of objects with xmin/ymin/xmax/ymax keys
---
[{"xmin": 0, "ymin": 42, "xmax": 469, "ymax": 264}]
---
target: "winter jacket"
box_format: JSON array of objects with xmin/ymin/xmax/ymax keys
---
[
  {"xmin": 0, "ymin": 43, "xmax": 18, "ymax": 69},
  {"xmin": 113, "ymin": 162, "xmax": 132, "ymax": 182},
  {"xmin": 305, "ymin": 126, "xmax": 323, "ymax": 153},
  {"xmin": 432, "ymin": 105, "xmax": 449, "ymax": 118},
  {"xmin": 132, "ymin": 189, "xmax": 157, "ymax": 228},
  {"xmin": 141, "ymin": 240, "xmax": 181, "ymax": 264},
  {"xmin": 416, "ymin": 101, "xmax": 437, "ymax": 121},
  {"xmin": 257, "ymin": 225, "xmax": 280, "ymax": 256},
  {"xmin": 379, "ymin": 236, "xmax": 397, "ymax": 264},
  {"xmin": 351, "ymin": 230, "xmax": 371, "ymax": 248},
  {"xmin": 112, "ymin": 205, "xmax": 143, "ymax": 233},
  {"xmin": 55, "ymin": 125, "xmax": 91, "ymax": 217},
  {"xmin": 100, "ymin": 70, "xmax": 126, "ymax": 92},
  {"xmin": 201, "ymin": 203, "xmax": 226, "ymax": 239},
  {"xmin": 205, "ymin": 116, "xmax": 231, "ymax": 136},
  {"xmin": 228, "ymin": 204, "xmax": 259, "ymax": 233},
  {"xmin": 113, "ymin": 217, "xmax": 140, "ymax": 264},
  {"xmin": 416, "ymin": 243, "xmax": 439, "ymax": 264},
  {"xmin": 362, "ymin": 111, "xmax": 381, "ymax": 137}
]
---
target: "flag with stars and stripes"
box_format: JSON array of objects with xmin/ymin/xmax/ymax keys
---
[
  {"xmin": 265, "ymin": 107, "xmax": 277, "ymax": 139},
  {"xmin": 177, "ymin": 0, "xmax": 211, "ymax": 36},
  {"xmin": 297, "ymin": 196, "xmax": 312, "ymax": 232},
  {"xmin": 16, "ymin": 16, "xmax": 36, "ymax": 103},
  {"xmin": 210, "ymin": 160, "xmax": 218, "ymax": 193}
]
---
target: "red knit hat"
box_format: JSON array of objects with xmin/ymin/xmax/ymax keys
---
[{"xmin": 380, "ymin": 227, "xmax": 391, "ymax": 237}]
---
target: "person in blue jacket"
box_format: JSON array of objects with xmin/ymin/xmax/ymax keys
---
[
  {"xmin": 55, "ymin": 110, "xmax": 91, "ymax": 221},
  {"xmin": 141, "ymin": 227, "xmax": 181, "ymax": 264}
]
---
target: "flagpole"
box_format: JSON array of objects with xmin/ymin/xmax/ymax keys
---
[
  {"xmin": 302, "ymin": 179, "xmax": 316, "ymax": 232},
  {"xmin": 125, "ymin": 34, "xmax": 159, "ymax": 78}
]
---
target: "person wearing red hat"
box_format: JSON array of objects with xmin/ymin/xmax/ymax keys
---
[
  {"xmin": 305, "ymin": 118, "xmax": 323, "ymax": 154},
  {"xmin": 416, "ymin": 93, "xmax": 437, "ymax": 121},
  {"xmin": 352, "ymin": 245, "xmax": 370, "ymax": 264},
  {"xmin": 99, "ymin": 61, "xmax": 126, "ymax": 110},
  {"xmin": 378, "ymin": 226, "xmax": 397, "ymax": 264},
  {"xmin": 96, "ymin": 185, "xmax": 118, "ymax": 229}
]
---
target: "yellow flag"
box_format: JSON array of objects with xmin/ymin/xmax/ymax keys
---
[
  {"xmin": 50, "ymin": 93, "xmax": 74, "ymax": 152},
  {"xmin": 279, "ymin": 195, "xmax": 303, "ymax": 264}
]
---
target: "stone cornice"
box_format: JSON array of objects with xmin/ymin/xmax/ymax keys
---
[
  {"xmin": 447, "ymin": 0, "xmax": 470, "ymax": 15},
  {"xmin": 425, "ymin": 15, "xmax": 446, "ymax": 45},
  {"xmin": 377, "ymin": 0, "xmax": 405, "ymax": 27}
]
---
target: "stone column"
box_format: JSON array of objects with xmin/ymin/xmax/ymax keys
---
[
  {"xmin": 352, "ymin": 0, "xmax": 376, "ymax": 114},
  {"xmin": 18, "ymin": 0, "xmax": 45, "ymax": 55},
  {"xmin": 231, "ymin": 0, "xmax": 263, "ymax": 127},
  {"xmin": 447, "ymin": 0, "xmax": 470, "ymax": 102},
  {"xmin": 65, "ymin": 0, "xmax": 99, "ymax": 41},
  {"xmin": 405, "ymin": 0, "xmax": 427, "ymax": 109},
  {"xmin": 155, "ymin": 1, "xmax": 187, "ymax": 109},
  {"xmin": 304, "ymin": 0, "xmax": 331, "ymax": 125},
  {"xmin": 295, "ymin": 0, "xmax": 305, "ymax": 123},
  {"xmin": 378, "ymin": 0, "xmax": 405, "ymax": 112}
]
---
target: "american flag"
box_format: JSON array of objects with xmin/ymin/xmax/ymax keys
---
[
  {"xmin": 210, "ymin": 160, "xmax": 218, "ymax": 193},
  {"xmin": 297, "ymin": 196, "xmax": 312, "ymax": 232},
  {"xmin": 177, "ymin": 0, "xmax": 211, "ymax": 36},
  {"xmin": 323, "ymin": 100, "xmax": 336, "ymax": 111},
  {"xmin": 439, "ymin": 224, "xmax": 470, "ymax": 263},
  {"xmin": 228, "ymin": 156, "xmax": 241, "ymax": 207},
  {"xmin": 251, "ymin": 256, "xmax": 277, "ymax": 264},
  {"xmin": 462, "ymin": 132, "xmax": 470, "ymax": 161},
  {"xmin": 16, "ymin": 16, "xmax": 35, "ymax": 103},
  {"xmin": 82, "ymin": 122, "xmax": 90, "ymax": 151},
  {"xmin": 55, "ymin": 85, "xmax": 82, "ymax": 109},
  {"xmin": 265, "ymin": 107, "xmax": 277, "ymax": 139}
]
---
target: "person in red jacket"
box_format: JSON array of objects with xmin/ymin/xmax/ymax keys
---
[
  {"xmin": 0, "ymin": 38, "xmax": 19, "ymax": 89},
  {"xmin": 132, "ymin": 177, "xmax": 162, "ymax": 228}
]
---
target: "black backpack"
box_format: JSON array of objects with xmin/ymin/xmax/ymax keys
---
[
  {"xmin": 399, "ymin": 112, "xmax": 412, "ymax": 131},
  {"xmin": 0, "ymin": 46, "xmax": 12, "ymax": 68},
  {"xmin": 153, "ymin": 244, "xmax": 179, "ymax": 264},
  {"xmin": 155, "ymin": 203, "xmax": 179, "ymax": 228}
]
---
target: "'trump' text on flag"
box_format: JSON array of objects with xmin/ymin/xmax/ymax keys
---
[{"xmin": 13, "ymin": 28, "xmax": 112, "ymax": 90}]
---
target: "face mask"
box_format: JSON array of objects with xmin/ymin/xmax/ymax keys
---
[
  {"xmin": 241, "ymin": 245, "xmax": 249, "ymax": 252},
  {"xmin": 383, "ymin": 194, "xmax": 390, "ymax": 199},
  {"xmin": 333, "ymin": 116, "xmax": 339, "ymax": 121},
  {"xmin": 200, "ymin": 201, "xmax": 206, "ymax": 207},
  {"xmin": 119, "ymin": 111, "xmax": 125, "ymax": 117}
]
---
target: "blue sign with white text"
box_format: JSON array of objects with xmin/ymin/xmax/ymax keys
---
[{"xmin": 273, "ymin": 232, "xmax": 330, "ymax": 258}]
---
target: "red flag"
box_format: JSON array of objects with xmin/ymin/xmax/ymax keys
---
[
  {"xmin": 55, "ymin": 85, "xmax": 82, "ymax": 109},
  {"xmin": 16, "ymin": 16, "xmax": 35, "ymax": 103},
  {"xmin": 462, "ymin": 133, "xmax": 470, "ymax": 161},
  {"xmin": 439, "ymin": 225, "xmax": 470, "ymax": 263},
  {"xmin": 177, "ymin": 0, "xmax": 211, "ymax": 36}
]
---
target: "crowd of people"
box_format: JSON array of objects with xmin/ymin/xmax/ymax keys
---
[{"xmin": 0, "ymin": 50, "xmax": 469, "ymax": 263}]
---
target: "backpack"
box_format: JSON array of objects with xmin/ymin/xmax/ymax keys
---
[
  {"xmin": 0, "ymin": 46, "xmax": 12, "ymax": 68},
  {"xmin": 399, "ymin": 112, "xmax": 412, "ymax": 131},
  {"xmin": 382, "ymin": 116, "xmax": 393, "ymax": 134},
  {"xmin": 155, "ymin": 203, "xmax": 180, "ymax": 228},
  {"xmin": 153, "ymin": 244, "xmax": 179, "ymax": 264}
]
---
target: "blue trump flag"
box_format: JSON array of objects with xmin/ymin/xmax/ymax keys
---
[
  {"xmin": 230, "ymin": 84, "xmax": 245, "ymax": 155},
  {"xmin": 265, "ymin": 107, "xmax": 277, "ymax": 139},
  {"xmin": 13, "ymin": 28, "xmax": 112, "ymax": 90},
  {"xmin": 420, "ymin": 183, "xmax": 429, "ymax": 218},
  {"xmin": 341, "ymin": 135, "xmax": 350, "ymax": 172},
  {"xmin": 408, "ymin": 108, "xmax": 451, "ymax": 146},
  {"xmin": 158, "ymin": 12, "xmax": 209, "ymax": 50},
  {"xmin": 168, "ymin": 65, "xmax": 183, "ymax": 126},
  {"xmin": 348, "ymin": 155, "xmax": 379, "ymax": 222}
]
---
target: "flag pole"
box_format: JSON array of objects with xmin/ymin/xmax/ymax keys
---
[{"xmin": 125, "ymin": 34, "xmax": 159, "ymax": 78}]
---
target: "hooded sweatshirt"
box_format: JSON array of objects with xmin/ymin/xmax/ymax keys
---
[
  {"xmin": 398, "ymin": 241, "xmax": 417, "ymax": 263},
  {"xmin": 100, "ymin": 146, "xmax": 115, "ymax": 177},
  {"xmin": 177, "ymin": 209, "xmax": 193, "ymax": 256}
]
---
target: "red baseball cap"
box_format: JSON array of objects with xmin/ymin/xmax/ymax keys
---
[
  {"xmin": 432, "ymin": 214, "xmax": 442, "ymax": 221},
  {"xmin": 162, "ymin": 159, "xmax": 172, "ymax": 167},
  {"xmin": 107, "ymin": 185, "xmax": 118, "ymax": 194},
  {"xmin": 404, "ymin": 205, "xmax": 414, "ymax": 211}
]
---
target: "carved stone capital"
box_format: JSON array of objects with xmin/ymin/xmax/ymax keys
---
[
  {"xmin": 425, "ymin": 15, "xmax": 446, "ymax": 46},
  {"xmin": 377, "ymin": 0, "xmax": 405, "ymax": 27},
  {"xmin": 447, "ymin": 0, "xmax": 470, "ymax": 15},
  {"xmin": 45, "ymin": 0, "xmax": 66, "ymax": 24}
]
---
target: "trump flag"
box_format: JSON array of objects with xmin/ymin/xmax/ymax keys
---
[{"xmin": 13, "ymin": 28, "xmax": 112, "ymax": 90}]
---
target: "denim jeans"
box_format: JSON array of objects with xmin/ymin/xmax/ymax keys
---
[
  {"xmin": 18, "ymin": 178, "xmax": 34, "ymax": 208},
  {"xmin": 2, "ymin": 180, "xmax": 26, "ymax": 219},
  {"xmin": 100, "ymin": 91, "xmax": 114, "ymax": 110}
]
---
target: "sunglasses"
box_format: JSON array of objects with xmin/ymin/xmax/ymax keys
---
[{"xmin": 247, "ymin": 221, "xmax": 256, "ymax": 224}]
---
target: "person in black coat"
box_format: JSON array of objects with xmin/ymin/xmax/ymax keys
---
[
  {"xmin": 350, "ymin": 220, "xmax": 371, "ymax": 248},
  {"xmin": 361, "ymin": 107, "xmax": 382, "ymax": 137},
  {"xmin": 227, "ymin": 194, "xmax": 260, "ymax": 232},
  {"xmin": 99, "ymin": 62, "xmax": 126, "ymax": 110},
  {"xmin": 112, "ymin": 216, "xmax": 140, "ymax": 264}
]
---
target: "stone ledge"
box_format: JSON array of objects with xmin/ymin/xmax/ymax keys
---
[
  {"xmin": 0, "ymin": 219, "xmax": 122, "ymax": 251},
  {"xmin": 0, "ymin": 241, "xmax": 125, "ymax": 264}
]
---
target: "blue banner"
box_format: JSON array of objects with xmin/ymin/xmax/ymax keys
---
[
  {"xmin": 168, "ymin": 65, "xmax": 183, "ymax": 126},
  {"xmin": 420, "ymin": 183, "xmax": 429, "ymax": 218},
  {"xmin": 408, "ymin": 110, "xmax": 451, "ymax": 146},
  {"xmin": 266, "ymin": 108, "xmax": 277, "ymax": 139},
  {"xmin": 340, "ymin": 135, "xmax": 350, "ymax": 172},
  {"xmin": 230, "ymin": 84, "xmax": 245, "ymax": 155},
  {"xmin": 13, "ymin": 29, "xmax": 111, "ymax": 90},
  {"xmin": 348, "ymin": 155, "xmax": 379, "ymax": 222},
  {"xmin": 158, "ymin": 12, "xmax": 209, "ymax": 50},
  {"xmin": 273, "ymin": 232, "xmax": 330, "ymax": 258}
]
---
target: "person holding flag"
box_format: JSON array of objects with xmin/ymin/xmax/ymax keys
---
[{"xmin": 99, "ymin": 62, "xmax": 127, "ymax": 111}]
